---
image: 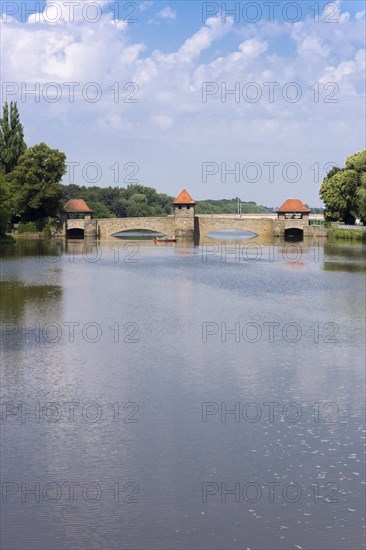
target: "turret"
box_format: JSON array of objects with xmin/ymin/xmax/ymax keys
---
[{"xmin": 172, "ymin": 189, "xmax": 196, "ymax": 238}]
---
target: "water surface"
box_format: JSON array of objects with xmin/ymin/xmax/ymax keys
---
[{"xmin": 1, "ymin": 238, "xmax": 365, "ymax": 549}]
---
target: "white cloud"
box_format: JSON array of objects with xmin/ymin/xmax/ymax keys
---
[
  {"xmin": 176, "ymin": 16, "xmax": 233, "ymax": 62},
  {"xmin": 159, "ymin": 6, "xmax": 177, "ymax": 20},
  {"xmin": 138, "ymin": 1, "xmax": 154, "ymax": 12},
  {"xmin": 1, "ymin": 2, "xmax": 365, "ymax": 204},
  {"xmin": 151, "ymin": 115, "xmax": 174, "ymax": 129},
  {"xmin": 149, "ymin": 5, "xmax": 177, "ymax": 24},
  {"xmin": 321, "ymin": 48, "xmax": 366, "ymax": 84},
  {"xmin": 298, "ymin": 36, "xmax": 330, "ymax": 58}
]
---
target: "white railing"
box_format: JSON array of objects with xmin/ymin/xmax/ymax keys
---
[{"xmin": 337, "ymin": 224, "xmax": 366, "ymax": 230}]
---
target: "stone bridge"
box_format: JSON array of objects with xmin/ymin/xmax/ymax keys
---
[
  {"xmin": 97, "ymin": 216, "xmax": 175, "ymax": 238},
  {"xmin": 63, "ymin": 214, "xmax": 326, "ymax": 239},
  {"xmin": 196, "ymin": 215, "xmax": 274, "ymax": 239}
]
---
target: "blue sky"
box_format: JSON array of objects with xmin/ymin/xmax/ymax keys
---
[{"xmin": 1, "ymin": 0, "xmax": 365, "ymax": 206}]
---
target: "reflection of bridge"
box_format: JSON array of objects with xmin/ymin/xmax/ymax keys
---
[{"xmin": 62, "ymin": 192, "xmax": 327, "ymax": 240}]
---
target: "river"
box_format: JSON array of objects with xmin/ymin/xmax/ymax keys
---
[{"xmin": 1, "ymin": 236, "xmax": 365, "ymax": 549}]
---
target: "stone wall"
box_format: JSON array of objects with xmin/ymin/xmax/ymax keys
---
[
  {"xmin": 64, "ymin": 219, "xmax": 98, "ymax": 238},
  {"xmin": 62, "ymin": 214, "xmax": 328, "ymax": 240},
  {"xmin": 97, "ymin": 216, "xmax": 175, "ymax": 239},
  {"xmin": 197, "ymin": 216, "xmax": 274, "ymax": 239},
  {"xmin": 174, "ymin": 206, "xmax": 195, "ymax": 237}
]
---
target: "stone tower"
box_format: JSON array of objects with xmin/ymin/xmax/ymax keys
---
[{"xmin": 172, "ymin": 189, "xmax": 197, "ymax": 238}]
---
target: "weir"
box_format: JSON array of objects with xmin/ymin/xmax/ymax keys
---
[{"xmin": 61, "ymin": 191, "xmax": 327, "ymax": 240}]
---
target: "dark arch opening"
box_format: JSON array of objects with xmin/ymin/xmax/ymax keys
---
[
  {"xmin": 67, "ymin": 228, "xmax": 85, "ymax": 239},
  {"xmin": 285, "ymin": 228, "xmax": 304, "ymax": 241}
]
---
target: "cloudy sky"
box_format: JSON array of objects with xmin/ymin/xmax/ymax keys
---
[{"xmin": 1, "ymin": 0, "xmax": 365, "ymax": 206}]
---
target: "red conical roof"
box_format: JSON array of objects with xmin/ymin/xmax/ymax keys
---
[
  {"xmin": 172, "ymin": 189, "xmax": 197, "ymax": 205},
  {"xmin": 276, "ymin": 199, "xmax": 310, "ymax": 213},
  {"xmin": 63, "ymin": 199, "xmax": 94, "ymax": 213}
]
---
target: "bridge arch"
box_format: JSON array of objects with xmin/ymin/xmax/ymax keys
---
[
  {"xmin": 66, "ymin": 227, "xmax": 85, "ymax": 239},
  {"xmin": 197, "ymin": 216, "xmax": 274, "ymax": 240},
  {"xmin": 284, "ymin": 227, "xmax": 304, "ymax": 241},
  {"xmin": 97, "ymin": 217, "xmax": 175, "ymax": 239}
]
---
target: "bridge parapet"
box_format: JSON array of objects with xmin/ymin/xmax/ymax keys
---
[
  {"xmin": 97, "ymin": 216, "xmax": 175, "ymax": 239},
  {"xmin": 62, "ymin": 213, "xmax": 326, "ymax": 240},
  {"xmin": 196, "ymin": 216, "xmax": 274, "ymax": 239}
]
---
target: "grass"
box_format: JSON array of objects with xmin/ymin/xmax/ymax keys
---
[{"xmin": 328, "ymin": 228, "xmax": 366, "ymax": 241}]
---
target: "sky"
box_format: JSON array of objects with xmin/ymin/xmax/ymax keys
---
[{"xmin": 1, "ymin": 0, "xmax": 365, "ymax": 207}]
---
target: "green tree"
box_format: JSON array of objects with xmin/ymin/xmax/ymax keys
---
[
  {"xmin": 358, "ymin": 173, "xmax": 366, "ymax": 222},
  {"xmin": 9, "ymin": 143, "xmax": 66, "ymax": 224},
  {"xmin": 0, "ymin": 102, "xmax": 27, "ymax": 174},
  {"xmin": 0, "ymin": 169, "xmax": 12, "ymax": 234},
  {"xmin": 320, "ymin": 150, "xmax": 366, "ymax": 223},
  {"xmin": 87, "ymin": 201, "xmax": 112, "ymax": 218},
  {"xmin": 345, "ymin": 150, "xmax": 366, "ymax": 172}
]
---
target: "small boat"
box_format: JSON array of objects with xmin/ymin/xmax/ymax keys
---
[{"xmin": 154, "ymin": 237, "xmax": 177, "ymax": 243}]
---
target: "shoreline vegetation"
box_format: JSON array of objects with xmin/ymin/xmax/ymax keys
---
[
  {"xmin": 328, "ymin": 228, "xmax": 366, "ymax": 242},
  {"xmin": 0, "ymin": 103, "xmax": 365, "ymax": 242}
]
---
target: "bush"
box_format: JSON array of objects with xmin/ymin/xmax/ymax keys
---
[
  {"xmin": 17, "ymin": 221, "xmax": 39, "ymax": 233},
  {"xmin": 42, "ymin": 219, "xmax": 53, "ymax": 238},
  {"xmin": 328, "ymin": 228, "xmax": 366, "ymax": 241}
]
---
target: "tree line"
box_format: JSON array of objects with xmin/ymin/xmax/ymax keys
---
[
  {"xmin": 62, "ymin": 184, "xmax": 271, "ymax": 218},
  {"xmin": 1, "ymin": 102, "xmax": 365, "ymax": 235}
]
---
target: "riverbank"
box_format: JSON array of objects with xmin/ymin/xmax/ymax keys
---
[{"xmin": 328, "ymin": 228, "xmax": 366, "ymax": 241}]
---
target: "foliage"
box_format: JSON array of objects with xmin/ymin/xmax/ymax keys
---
[
  {"xmin": 9, "ymin": 143, "xmax": 66, "ymax": 224},
  {"xmin": 87, "ymin": 201, "xmax": 113, "ymax": 219},
  {"xmin": 62, "ymin": 183, "xmax": 174, "ymax": 218},
  {"xmin": 195, "ymin": 198, "xmax": 269, "ymax": 214},
  {"xmin": 42, "ymin": 218, "xmax": 54, "ymax": 238},
  {"xmin": 17, "ymin": 221, "xmax": 39, "ymax": 234},
  {"xmin": 0, "ymin": 169, "xmax": 12, "ymax": 235},
  {"xmin": 61, "ymin": 185, "xmax": 273, "ymax": 217},
  {"xmin": 0, "ymin": 102, "xmax": 27, "ymax": 174},
  {"xmin": 345, "ymin": 150, "xmax": 366, "ymax": 172},
  {"xmin": 328, "ymin": 228, "xmax": 366, "ymax": 241},
  {"xmin": 358, "ymin": 173, "xmax": 366, "ymax": 222},
  {"xmin": 320, "ymin": 150, "xmax": 366, "ymax": 224}
]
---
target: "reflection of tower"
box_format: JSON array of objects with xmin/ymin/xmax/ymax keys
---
[{"xmin": 172, "ymin": 189, "xmax": 197, "ymax": 238}]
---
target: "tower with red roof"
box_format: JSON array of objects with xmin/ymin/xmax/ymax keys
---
[{"xmin": 172, "ymin": 189, "xmax": 197, "ymax": 238}]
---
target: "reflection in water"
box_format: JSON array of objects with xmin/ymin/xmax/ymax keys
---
[
  {"xmin": 205, "ymin": 229, "xmax": 258, "ymax": 241},
  {"xmin": 0, "ymin": 238, "xmax": 365, "ymax": 550},
  {"xmin": 113, "ymin": 231, "xmax": 166, "ymax": 239},
  {"xmin": 0, "ymin": 281, "xmax": 62, "ymax": 321}
]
